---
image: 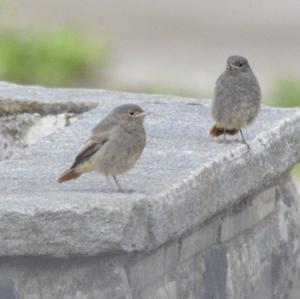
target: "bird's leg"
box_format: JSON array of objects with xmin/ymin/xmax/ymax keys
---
[
  {"xmin": 239, "ymin": 129, "xmax": 252, "ymax": 151},
  {"xmin": 112, "ymin": 175, "xmax": 124, "ymax": 192},
  {"xmin": 105, "ymin": 175, "xmax": 111, "ymax": 189},
  {"xmin": 223, "ymin": 128, "xmax": 227, "ymax": 143}
]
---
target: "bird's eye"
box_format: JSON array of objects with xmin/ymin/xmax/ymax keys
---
[
  {"xmin": 237, "ymin": 62, "xmax": 243, "ymax": 68},
  {"xmin": 128, "ymin": 111, "xmax": 135, "ymax": 116}
]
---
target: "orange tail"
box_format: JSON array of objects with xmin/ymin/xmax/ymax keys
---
[
  {"xmin": 58, "ymin": 169, "xmax": 82, "ymax": 183},
  {"xmin": 209, "ymin": 124, "xmax": 238, "ymax": 137}
]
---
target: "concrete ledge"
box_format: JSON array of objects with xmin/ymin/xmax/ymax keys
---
[
  {"xmin": 0, "ymin": 82, "xmax": 300, "ymax": 258},
  {"xmin": 0, "ymin": 175, "xmax": 297, "ymax": 299}
]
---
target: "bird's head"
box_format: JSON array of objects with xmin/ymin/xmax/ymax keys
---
[
  {"xmin": 113, "ymin": 104, "xmax": 146, "ymax": 125},
  {"xmin": 226, "ymin": 55, "xmax": 250, "ymax": 73}
]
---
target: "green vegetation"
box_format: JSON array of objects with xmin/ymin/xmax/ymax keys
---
[
  {"xmin": 268, "ymin": 75, "xmax": 300, "ymax": 107},
  {"xmin": 0, "ymin": 28, "xmax": 108, "ymax": 86},
  {"xmin": 268, "ymin": 76, "xmax": 300, "ymax": 178},
  {"xmin": 292, "ymin": 163, "xmax": 300, "ymax": 178}
]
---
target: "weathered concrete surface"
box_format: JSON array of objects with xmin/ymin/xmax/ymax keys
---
[
  {"xmin": 0, "ymin": 82, "xmax": 299, "ymax": 298},
  {"xmin": 0, "ymin": 87, "xmax": 95, "ymax": 161},
  {"xmin": 0, "ymin": 113, "xmax": 81, "ymax": 161},
  {"xmin": 0, "ymin": 81, "xmax": 300, "ymax": 257}
]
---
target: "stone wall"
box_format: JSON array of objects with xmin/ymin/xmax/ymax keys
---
[{"xmin": 0, "ymin": 82, "xmax": 299, "ymax": 299}]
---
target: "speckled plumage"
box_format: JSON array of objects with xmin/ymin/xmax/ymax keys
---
[
  {"xmin": 58, "ymin": 104, "xmax": 146, "ymax": 191},
  {"xmin": 211, "ymin": 55, "xmax": 261, "ymax": 136}
]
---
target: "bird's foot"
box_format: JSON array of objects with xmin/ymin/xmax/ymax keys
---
[
  {"xmin": 239, "ymin": 129, "xmax": 252, "ymax": 152},
  {"xmin": 243, "ymin": 141, "xmax": 252, "ymax": 152}
]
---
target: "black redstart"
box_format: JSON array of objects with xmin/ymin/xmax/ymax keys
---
[
  {"xmin": 58, "ymin": 104, "xmax": 146, "ymax": 192},
  {"xmin": 210, "ymin": 55, "xmax": 261, "ymax": 149}
]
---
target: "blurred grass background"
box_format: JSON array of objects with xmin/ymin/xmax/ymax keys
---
[
  {"xmin": 266, "ymin": 75, "xmax": 300, "ymax": 178},
  {"xmin": 0, "ymin": 28, "xmax": 108, "ymax": 86}
]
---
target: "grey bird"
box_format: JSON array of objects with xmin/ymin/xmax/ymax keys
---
[
  {"xmin": 210, "ymin": 55, "xmax": 261, "ymax": 149},
  {"xmin": 58, "ymin": 104, "xmax": 146, "ymax": 192}
]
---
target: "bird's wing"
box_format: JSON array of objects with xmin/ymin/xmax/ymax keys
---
[
  {"xmin": 70, "ymin": 113, "xmax": 118, "ymax": 169},
  {"xmin": 70, "ymin": 134, "xmax": 109, "ymax": 169}
]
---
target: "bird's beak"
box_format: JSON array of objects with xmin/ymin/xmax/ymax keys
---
[
  {"xmin": 135, "ymin": 112, "xmax": 146, "ymax": 119},
  {"xmin": 229, "ymin": 64, "xmax": 239, "ymax": 70}
]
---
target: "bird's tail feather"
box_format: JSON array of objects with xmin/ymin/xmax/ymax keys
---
[
  {"xmin": 58, "ymin": 169, "xmax": 81, "ymax": 183},
  {"xmin": 209, "ymin": 124, "xmax": 238, "ymax": 137}
]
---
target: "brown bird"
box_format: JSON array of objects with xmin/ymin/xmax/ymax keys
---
[
  {"xmin": 58, "ymin": 104, "xmax": 146, "ymax": 192},
  {"xmin": 210, "ymin": 55, "xmax": 261, "ymax": 149}
]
